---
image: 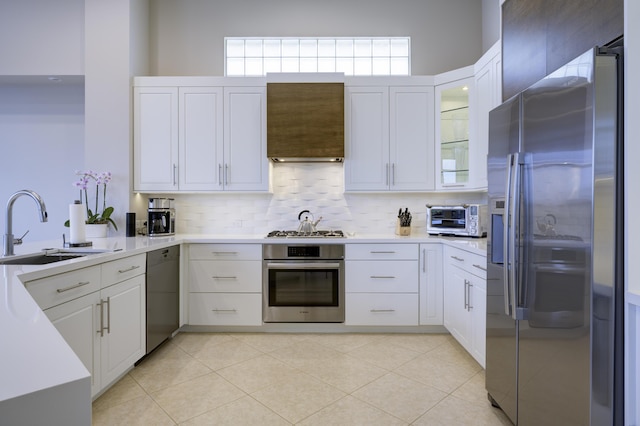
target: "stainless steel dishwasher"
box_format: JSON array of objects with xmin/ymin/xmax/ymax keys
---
[{"xmin": 145, "ymin": 245, "xmax": 180, "ymax": 354}]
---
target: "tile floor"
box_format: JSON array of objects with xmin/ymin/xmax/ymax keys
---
[{"xmin": 92, "ymin": 332, "xmax": 513, "ymax": 425}]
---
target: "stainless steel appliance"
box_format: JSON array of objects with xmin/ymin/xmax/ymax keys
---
[
  {"xmin": 486, "ymin": 46, "xmax": 624, "ymax": 425},
  {"xmin": 145, "ymin": 246, "xmax": 180, "ymax": 354},
  {"xmin": 148, "ymin": 198, "xmax": 175, "ymax": 236},
  {"xmin": 263, "ymin": 244, "xmax": 345, "ymax": 322},
  {"xmin": 426, "ymin": 204, "xmax": 487, "ymax": 237}
]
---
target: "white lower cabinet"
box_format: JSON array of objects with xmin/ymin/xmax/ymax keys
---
[
  {"xmin": 45, "ymin": 291, "xmax": 101, "ymax": 396},
  {"xmin": 443, "ymin": 245, "xmax": 487, "ymax": 367},
  {"xmin": 188, "ymin": 243, "xmax": 262, "ymax": 326},
  {"xmin": 39, "ymin": 255, "xmax": 146, "ymax": 398},
  {"xmin": 419, "ymin": 244, "xmax": 444, "ymax": 325},
  {"xmin": 345, "ymin": 244, "xmax": 419, "ymax": 326}
]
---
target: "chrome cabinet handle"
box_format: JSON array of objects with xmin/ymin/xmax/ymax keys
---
[
  {"xmin": 464, "ymin": 279, "xmax": 469, "ymax": 310},
  {"xmin": 451, "ymin": 256, "xmax": 464, "ymax": 262},
  {"xmin": 212, "ymin": 309, "xmax": 237, "ymax": 313},
  {"xmin": 391, "ymin": 163, "xmax": 396, "ymax": 186},
  {"xmin": 173, "ymin": 164, "xmax": 177, "ymax": 186},
  {"xmin": 218, "ymin": 164, "xmax": 223, "ymax": 186},
  {"xmin": 472, "ymin": 264, "xmax": 487, "ymax": 272},
  {"xmin": 370, "ymin": 251, "xmax": 396, "ymax": 254},
  {"xmin": 56, "ymin": 280, "xmax": 90, "ymax": 293},
  {"xmin": 422, "ymin": 249, "xmax": 426, "ymax": 273},
  {"xmin": 370, "ymin": 276, "xmax": 395, "ymax": 279},
  {"xmin": 467, "ymin": 281, "xmax": 473, "ymax": 311},
  {"xmin": 105, "ymin": 296, "xmax": 111, "ymax": 334},
  {"xmin": 225, "ymin": 164, "xmax": 229, "ymax": 185},
  {"xmin": 370, "ymin": 309, "xmax": 395, "ymax": 313},
  {"xmin": 386, "ymin": 163, "xmax": 389, "ymax": 186},
  {"xmin": 97, "ymin": 299, "xmax": 104, "ymax": 336},
  {"xmin": 212, "ymin": 276, "xmax": 237, "ymax": 280},
  {"xmin": 118, "ymin": 265, "xmax": 141, "ymax": 273},
  {"xmin": 212, "ymin": 251, "xmax": 239, "ymax": 255}
]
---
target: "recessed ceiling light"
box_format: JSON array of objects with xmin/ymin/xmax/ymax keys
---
[{"xmin": 47, "ymin": 76, "xmax": 62, "ymax": 82}]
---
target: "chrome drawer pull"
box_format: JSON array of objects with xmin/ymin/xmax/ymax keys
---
[
  {"xmin": 212, "ymin": 309, "xmax": 237, "ymax": 313},
  {"xmin": 212, "ymin": 276, "xmax": 237, "ymax": 280},
  {"xmin": 370, "ymin": 251, "xmax": 396, "ymax": 254},
  {"xmin": 472, "ymin": 264, "xmax": 487, "ymax": 271},
  {"xmin": 450, "ymin": 256, "xmax": 464, "ymax": 262},
  {"xmin": 56, "ymin": 281, "xmax": 90, "ymax": 293},
  {"xmin": 370, "ymin": 276, "xmax": 395, "ymax": 279},
  {"xmin": 370, "ymin": 309, "xmax": 395, "ymax": 313},
  {"xmin": 212, "ymin": 251, "xmax": 239, "ymax": 255},
  {"xmin": 118, "ymin": 265, "xmax": 141, "ymax": 273}
]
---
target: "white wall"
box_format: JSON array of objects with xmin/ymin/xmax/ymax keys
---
[
  {"xmin": 482, "ymin": 0, "xmax": 501, "ymax": 52},
  {"xmin": 0, "ymin": 0, "xmax": 84, "ymax": 75},
  {"xmin": 148, "ymin": 0, "xmax": 483, "ymax": 76},
  {"xmin": 0, "ymin": 83, "xmax": 84, "ymax": 243}
]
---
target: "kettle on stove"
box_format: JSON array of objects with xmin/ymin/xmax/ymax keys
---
[{"xmin": 297, "ymin": 210, "xmax": 322, "ymax": 234}]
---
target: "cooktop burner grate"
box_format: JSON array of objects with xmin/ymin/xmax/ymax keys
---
[{"xmin": 266, "ymin": 230, "xmax": 345, "ymax": 238}]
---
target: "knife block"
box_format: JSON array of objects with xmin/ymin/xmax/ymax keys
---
[{"xmin": 395, "ymin": 220, "xmax": 411, "ymax": 236}]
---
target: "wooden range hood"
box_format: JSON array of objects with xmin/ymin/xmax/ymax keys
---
[{"xmin": 267, "ymin": 82, "xmax": 344, "ymax": 162}]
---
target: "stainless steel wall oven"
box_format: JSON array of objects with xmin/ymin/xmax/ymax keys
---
[{"xmin": 263, "ymin": 244, "xmax": 344, "ymax": 323}]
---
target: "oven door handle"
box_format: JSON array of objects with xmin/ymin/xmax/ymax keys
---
[{"xmin": 266, "ymin": 262, "xmax": 341, "ymax": 269}]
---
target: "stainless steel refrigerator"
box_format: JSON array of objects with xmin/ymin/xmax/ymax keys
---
[{"xmin": 486, "ymin": 45, "xmax": 624, "ymax": 425}]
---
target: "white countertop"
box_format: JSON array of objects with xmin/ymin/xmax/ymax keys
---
[{"xmin": 0, "ymin": 232, "xmax": 486, "ymax": 405}]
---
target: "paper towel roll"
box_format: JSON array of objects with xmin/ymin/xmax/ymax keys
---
[{"xmin": 69, "ymin": 201, "xmax": 86, "ymax": 244}]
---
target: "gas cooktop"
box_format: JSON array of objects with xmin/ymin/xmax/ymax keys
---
[{"xmin": 266, "ymin": 230, "xmax": 345, "ymax": 238}]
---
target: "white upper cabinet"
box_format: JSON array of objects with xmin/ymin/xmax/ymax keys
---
[
  {"xmin": 179, "ymin": 87, "xmax": 224, "ymax": 190},
  {"xmin": 134, "ymin": 86, "xmax": 179, "ymax": 191},
  {"xmin": 223, "ymin": 86, "xmax": 269, "ymax": 191},
  {"xmin": 344, "ymin": 86, "xmax": 390, "ymax": 191},
  {"xmin": 434, "ymin": 67, "xmax": 475, "ymax": 190},
  {"xmin": 390, "ymin": 86, "xmax": 435, "ymax": 191},
  {"xmin": 344, "ymin": 79, "xmax": 435, "ymax": 192},
  {"xmin": 133, "ymin": 78, "xmax": 269, "ymax": 192},
  {"xmin": 473, "ymin": 42, "xmax": 502, "ymax": 190}
]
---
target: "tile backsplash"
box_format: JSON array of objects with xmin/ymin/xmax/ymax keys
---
[{"xmin": 171, "ymin": 163, "xmax": 487, "ymax": 236}]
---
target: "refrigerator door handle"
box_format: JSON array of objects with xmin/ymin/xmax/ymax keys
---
[
  {"xmin": 505, "ymin": 152, "xmax": 522, "ymax": 320},
  {"xmin": 503, "ymin": 154, "xmax": 514, "ymax": 317}
]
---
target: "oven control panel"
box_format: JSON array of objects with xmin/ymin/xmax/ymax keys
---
[{"xmin": 288, "ymin": 246, "xmax": 320, "ymax": 257}]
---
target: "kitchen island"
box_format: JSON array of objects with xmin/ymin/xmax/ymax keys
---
[{"xmin": 0, "ymin": 233, "xmax": 485, "ymax": 423}]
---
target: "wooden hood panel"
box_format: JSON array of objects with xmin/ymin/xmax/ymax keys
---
[{"xmin": 267, "ymin": 83, "xmax": 344, "ymax": 160}]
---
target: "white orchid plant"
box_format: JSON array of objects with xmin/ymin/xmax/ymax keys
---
[{"xmin": 65, "ymin": 170, "xmax": 118, "ymax": 230}]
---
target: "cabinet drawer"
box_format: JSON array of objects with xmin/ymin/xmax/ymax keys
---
[
  {"xmin": 345, "ymin": 293, "xmax": 418, "ymax": 326},
  {"xmin": 346, "ymin": 244, "xmax": 418, "ymax": 260},
  {"xmin": 189, "ymin": 260, "xmax": 261, "ymax": 292},
  {"xmin": 101, "ymin": 253, "xmax": 146, "ymax": 286},
  {"xmin": 445, "ymin": 246, "xmax": 486, "ymax": 278},
  {"xmin": 188, "ymin": 293, "xmax": 262, "ymax": 325},
  {"xmin": 189, "ymin": 244, "xmax": 261, "ymax": 260},
  {"xmin": 346, "ymin": 260, "xmax": 418, "ymax": 293},
  {"xmin": 25, "ymin": 266, "xmax": 102, "ymax": 310}
]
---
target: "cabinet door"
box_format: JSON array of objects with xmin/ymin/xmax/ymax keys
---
[
  {"xmin": 45, "ymin": 292, "xmax": 101, "ymax": 397},
  {"xmin": 419, "ymin": 244, "xmax": 443, "ymax": 325},
  {"xmin": 390, "ymin": 86, "xmax": 435, "ymax": 191},
  {"xmin": 179, "ymin": 87, "xmax": 224, "ymax": 190},
  {"xmin": 223, "ymin": 86, "xmax": 268, "ymax": 191},
  {"xmin": 444, "ymin": 263, "xmax": 471, "ymax": 348},
  {"xmin": 472, "ymin": 45, "xmax": 501, "ymax": 190},
  {"xmin": 469, "ymin": 275, "xmax": 486, "ymax": 368},
  {"xmin": 344, "ymin": 86, "xmax": 390, "ymax": 191},
  {"xmin": 435, "ymin": 76, "xmax": 474, "ymax": 190},
  {"xmin": 100, "ymin": 275, "xmax": 145, "ymax": 387},
  {"xmin": 134, "ymin": 87, "xmax": 179, "ymax": 191}
]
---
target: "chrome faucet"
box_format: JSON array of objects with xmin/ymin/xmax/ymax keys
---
[{"xmin": 3, "ymin": 190, "xmax": 48, "ymax": 256}]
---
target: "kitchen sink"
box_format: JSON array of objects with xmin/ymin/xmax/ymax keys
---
[{"xmin": 0, "ymin": 249, "xmax": 109, "ymax": 265}]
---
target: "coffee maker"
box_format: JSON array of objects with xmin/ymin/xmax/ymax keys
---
[{"xmin": 148, "ymin": 198, "xmax": 175, "ymax": 236}]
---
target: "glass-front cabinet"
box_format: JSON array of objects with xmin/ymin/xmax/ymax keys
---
[{"xmin": 435, "ymin": 71, "xmax": 475, "ymax": 190}]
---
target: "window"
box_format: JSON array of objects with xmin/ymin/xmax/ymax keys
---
[{"xmin": 225, "ymin": 37, "xmax": 410, "ymax": 76}]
